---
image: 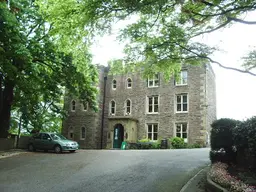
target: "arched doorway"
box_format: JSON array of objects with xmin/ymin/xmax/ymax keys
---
[{"xmin": 113, "ymin": 124, "xmax": 124, "ymax": 149}]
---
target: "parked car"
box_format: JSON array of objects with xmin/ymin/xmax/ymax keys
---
[{"xmin": 28, "ymin": 132, "xmax": 79, "ymax": 153}]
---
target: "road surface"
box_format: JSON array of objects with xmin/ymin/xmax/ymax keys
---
[{"xmin": 0, "ymin": 148, "xmax": 210, "ymax": 192}]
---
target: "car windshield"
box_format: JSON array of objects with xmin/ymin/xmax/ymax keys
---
[{"xmin": 50, "ymin": 134, "xmax": 67, "ymax": 140}]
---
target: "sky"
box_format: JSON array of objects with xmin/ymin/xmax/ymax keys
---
[{"xmin": 90, "ymin": 12, "xmax": 256, "ymax": 121}]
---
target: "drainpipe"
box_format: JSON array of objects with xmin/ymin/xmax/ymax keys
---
[{"xmin": 100, "ymin": 76, "xmax": 107, "ymax": 149}]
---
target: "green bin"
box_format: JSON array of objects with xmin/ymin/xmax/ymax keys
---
[{"xmin": 121, "ymin": 141, "xmax": 127, "ymax": 150}]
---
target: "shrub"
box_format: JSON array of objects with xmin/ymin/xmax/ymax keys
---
[
  {"xmin": 151, "ymin": 142, "xmax": 161, "ymax": 149},
  {"xmin": 210, "ymin": 118, "xmax": 239, "ymax": 164},
  {"xmin": 128, "ymin": 143, "xmax": 138, "ymax": 149},
  {"xmin": 138, "ymin": 138, "xmax": 150, "ymax": 143},
  {"xmin": 211, "ymin": 118, "xmax": 238, "ymax": 150},
  {"xmin": 210, "ymin": 149, "xmax": 230, "ymax": 164},
  {"xmin": 169, "ymin": 137, "xmax": 186, "ymax": 149},
  {"xmin": 136, "ymin": 138, "xmax": 163, "ymax": 149},
  {"xmin": 192, "ymin": 142, "xmax": 203, "ymax": 148},
  {"xmin": 233, "ymin": 116, "xmax": 256, "ymax": 169}
]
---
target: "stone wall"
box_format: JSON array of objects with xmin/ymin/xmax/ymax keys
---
[
  {"xmin": 206, "ymin": 64, "xmax": 217, "ymax": 139},
  {"xmin": 17, "ymin": 136, "xmax": 30, "ymax": 149},
  {"xmin": 0, "ymin": 138, "xmax": 15, "ymax": 151},
  {"xmin": 62, "ymin": 63, "xmax": 216, "ymax": 148},
  {"xmin": 62, "ymin": 66, "xmax": 106, "ymax": 149},
  {"xmin": 104, "ymin": 64, "xmax": 211, "ymax": 145}
]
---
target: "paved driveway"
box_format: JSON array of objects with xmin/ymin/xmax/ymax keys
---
[{"xmin": 0, "ymin": 148, "xmax": 210, "ymax": 192}]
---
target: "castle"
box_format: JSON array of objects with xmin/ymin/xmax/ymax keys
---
[{"xmin": 62, "ymin": 64, "xmax": 216, "ymax": 149}]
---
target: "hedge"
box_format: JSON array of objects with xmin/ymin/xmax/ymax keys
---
[
  {"xmin": 210, "ymin": 116, "xmax": 256, "ymax": 169},
  {"xmin": 210, "ymin": 118, "xmax": 239, "ymax": 164},
  {"xmin": 233, "ymin": 116, "xmax": 256, "ymax": 168}
]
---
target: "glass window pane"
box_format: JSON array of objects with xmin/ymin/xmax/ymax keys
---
[
  {"xmin": 149, "ymin": 97, "xmax": 152, "ymax": 104},
  {"xmin": 183, "ymin": 95, "xmax": 187, "ymax": 103},
  {"xmin": 153, "ymin": 124, "xmax": 158, "ymax": 132},
  {"xmin": 176, "ymin": 133, "xmax": 181, "ymax": 137},
  {"xmin": 177, "ymin": 96, "xmax": 181, "ymax": 103},
  {"xmin": 154, "ymin": 105, "xmax": 158, "ymax": 112},
  {"xmin": 112, "ymin": 80, "xmax": 116, "ymax": 88},
  {"xmin": 182, "ymin": 133, "xmax": 187, "ymax": 138},
  {"xmin": 177, "ymin": 104, "xmax": 181, "ymax": 111},
  {"xmin": 149, "ymin": 80, "xmax": 153, "ymax": 86},
  {"xmin": 154, "ymin": 80, "xmax": 159, "ymax": 86},
  {"xmin": 183, "ymin": 104, "xmax": 187, "ymax": 111},
  {"xmin": 176, "ymin": 125, "xmax": 181, "ymax": 132},
  {"xmin": 148, "ymin": 133, "xmax": 152, "ymax": 140},
  {"xmin": 182, "ymin": 71, "xmax": 187, "ymax": 78},
  {"xmin": 83, "ymin": 102, "xmax": 88, "ymax": 110},
  {"xmin": 148, "ymin": 125, "xmax": 152, "ymax": 132},
  {"xmin": 154, "ymin": 97, "xmax": 158, "ymax": 104},
  {"xmin": 149, "ymin": 105, "xmax": 153, "ymax": 112},
  {"xmin": 153, "ymin": 133, "xmax": 158, "ymax": 140},
  {"xmin": 126, "ymin": 106, "xmax": 130, "ymax": 113},
  {"xmin": 81, "ymin": 128, "xmax": 85, "ymax": 138},
  {"xmin": 127, "ymin": 100, "xmax": 130, "ymax": 106},
  {"xmin": 183, "ymin": 78, "xmax": 187, "ymax": 84},
  {"xmin": 182, "ymin": 124, "xmax": 187, "ymax": 132}
]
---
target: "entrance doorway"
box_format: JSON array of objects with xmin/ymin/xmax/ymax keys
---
[{"xmin": 113, "ymin": 124, "xmax": 124, "ymax": 149}]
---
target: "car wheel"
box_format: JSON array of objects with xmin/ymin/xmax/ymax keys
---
[
  {"xmin": 54, "ymin": 145, "xmax": 62, "ymax": 154},
  {"xmin": 69, "ymin": 150, "xmax": 76, "ymax": 153},
  {"xmin": 28, "ymin": 144, "xmax": 35, "ymax": 152}
]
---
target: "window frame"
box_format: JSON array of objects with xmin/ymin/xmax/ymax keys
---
[
  {"xmin": 71, "ymin": 100, "xmax": 76, "ymax": 112},
  {"xmin": 112, "ymin": 79, "xmax": 117, "ymax": 90},
  {"xmin": 176, "ymin": 70, "xmax": 188, "ymax": 86},
  {"xmin": 68, "ymin": 126, "xmax": 74, "ymax": 140},
  {"xmin": 80, "ymin": 127, "xmax": 86, "ymax": 140},
  {"xmin": 127, "ymin": 78, "xmax": 132, "ymax": 88},
  {"xmin": 147, "ymin": 73, "xmax": 160, "ymax": 88},
  {"xmin": 176, "ymin": 93, "xmax": 188, "ymax": 113},
  {"xmin": 81, "ymin": 101, "xmax": 88, "ymax": 111},
  {"xmin": 109, "ymin": 100, "xmax": 116, "ymax": 115},
  {"xmin": 175, "ymin": 123, "xmax": 188, "ymax": 143},
  {"xmin": 147, "ymin": 95, "xmax": 159, "ymax": 114},
  {"xmin": 125, "ymin": 99, "xmax": 132, "ymax": 115},
  {"xmin": 147, "ymin": 123, "xmax": 158, "ymax": 141}
]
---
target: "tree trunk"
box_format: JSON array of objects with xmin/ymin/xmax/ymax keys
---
[{"xmin": 0, "ymin": 80, "xmax": 14, "ymax": 138}]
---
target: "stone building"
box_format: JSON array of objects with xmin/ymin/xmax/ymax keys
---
[{"xmin": 62, "ymin": 64, "xmax": 216, "ymax": 149}]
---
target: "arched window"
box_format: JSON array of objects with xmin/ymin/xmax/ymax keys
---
[
  {"xmin": 112, "ymin": 79, "xmax": 117, "ymax": 89},
  {"xmin": 69, "ymin": 126, "xmax": 74, "ymax": 139},
  {"xmin": 127, "ymin": 78, "xmax": 132, "ymax": 88},
  {"xmin": 82, "ymin": 101, "xmax": 88, "ymax": 111},
  {"xmin": 125, "ymin": 99, "xmax": 131, "ymax": 115},
  {"xmin": 81, "ymin": 127, "xmax": 85, "ymax": 140},
  {"xmin": 110, "ymin": 100, "xmax": 116, "ymax": 115},
  {"xmin": 71, "ymin": 100, "xmax": 76, "ymax": 111}
]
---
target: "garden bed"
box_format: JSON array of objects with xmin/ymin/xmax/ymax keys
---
[
  {"xmin": 228, "ymin": 166, "xmax": 256, "ymax": 187},
  {"xmin": 208, "ymin": 162, "xmax": 256, "ymax": 192}
]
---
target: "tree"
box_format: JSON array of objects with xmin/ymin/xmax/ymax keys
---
[
  {"xmin": 0, "ymin": 0, "xmax": 98, "ymax": 137},
  {"xmin": 38, "ymin": 0, "xmax": 256, "ymax": 77}
]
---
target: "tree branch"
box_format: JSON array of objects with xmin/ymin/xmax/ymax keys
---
[
  {"xmin": 33, "ymin": 58, "xmax": 56, "ymax": 71},
  {"xmin": 191, "ymin": 19, "xmax": 231, "ymax": 37},
  {"xmin": 227, "ymin": 17, "xmax": 256, "ymax": 24},
  {"xmin": 175, "ymin": 43, "xmax": 256, "ymax": 76}
]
